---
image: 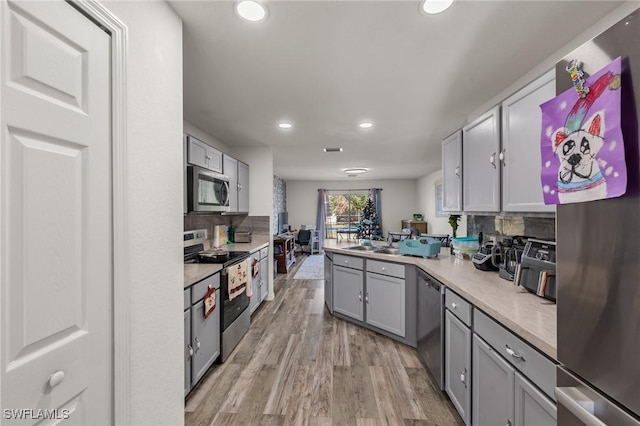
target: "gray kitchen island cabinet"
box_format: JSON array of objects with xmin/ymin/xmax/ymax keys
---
[
  {"xmin": 472, "ymin": 334, "xmax": 515, "ymax": 426},
  {"xmin": 445, "ymin": 309, "xmax": 472, "ymax": 425},
  {"xmin": 365, "ymin": 259, "xmax": 405, "ymax": 337},
  {"xmin": 184, "ymin": 307, "xmax": 191, "ymax": 396},
  {"xmin": 324, "ymin": 253, "xmax": 333, "ymax": 313},
  {"xmin": 332, "ymin": 264, "xmax": 363, "ymax": 321}
]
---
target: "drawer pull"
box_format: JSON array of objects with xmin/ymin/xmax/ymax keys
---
[
  {"xmin": 451, "ymin": 302, "xmax": 458, "ymax": 309},
  {"xmin": 381, "ymin": 267, "xmax": 386, "ymax": 271},
  {"xmin": 344, "ymin": 260, "xmax": 349, "ymax": 264},
  {"xmin": 505, "ymin": 344, "xmax": 525, "ymax": 361}
]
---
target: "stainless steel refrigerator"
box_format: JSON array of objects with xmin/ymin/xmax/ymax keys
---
[{"xmin": 556, "ymin": 7, "xmax": 640, "ymax": 426}]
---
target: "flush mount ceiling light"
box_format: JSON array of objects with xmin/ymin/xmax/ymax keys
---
[
  {"xmin": 323, "ymin": 148, "xmax": 343, "ymax": 153},
  {"xmin": 277, "ymin": 122, "xmax": 292, "ymax": 129},
  {"xmin": 358, "ymin": 122, "xmax": 373, "ymax": 129},
  {"xmin": 343, "ymin": 168, "xmax": 368, "ymax": 175},
  {"xmin": 236, "ymin": 0, "xmax": 268, "ymax": 22},
  {"xmin": 421, "ymin": 0, "xmax": 454, "ymax": 15}
]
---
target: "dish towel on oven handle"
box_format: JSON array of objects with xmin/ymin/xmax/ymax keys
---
[{"xmin": 228, "ymin": 259, "xmax": 250, "ymax": 300}]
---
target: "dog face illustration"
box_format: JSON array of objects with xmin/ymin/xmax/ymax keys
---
[{"xmin": 552, "ymin": 111, "xmax": 607, "ymax": 202}]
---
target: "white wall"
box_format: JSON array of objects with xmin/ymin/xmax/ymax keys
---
[
  {"xmin": 287, "ymin": 179, "xmax": 417, "ymax": 235},
  {"xmin": 101, "ymin": 1, "xmax": 184, "ymax": 425},
  {"xmin": 416, "ymin": 171, "xmax": 468, "ymax": 237}
]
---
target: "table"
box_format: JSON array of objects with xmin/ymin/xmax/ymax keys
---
[{"xmin": 336, "ymin": 228, "xmax": 360, "ymax": 239}]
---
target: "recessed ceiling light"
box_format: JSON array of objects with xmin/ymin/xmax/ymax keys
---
[
  {"xmin": 358, "ymin": 122, "xmax": 373, "ymax": 129},
  {"xmin": 343, "ymin": 168, "xmax": 368, "ymax": 175},
  {"xmin": 324, "ymin": 148, "xmax": 343, "ymax": 153},
  {"xmin": 421, "ymin": 0, "xmax": 454, "ymax": 15},
  {"xmin": 278, "ymin": 122, "xmax": 292, "ymax": 129},
  {"xmin": 236, "ymin": 0, "xmax": 268, "ymax": 22}
]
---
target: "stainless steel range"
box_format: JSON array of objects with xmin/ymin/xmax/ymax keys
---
[{"xmin": 184, "ymin": 229, "xmax": 251, "ymax": 362}]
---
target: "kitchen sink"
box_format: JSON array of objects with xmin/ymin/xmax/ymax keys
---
[
  {"xmin": 374, "ymin": 247, "xmax": 401, "ymax": 255},
  {"xmin": 344, "ymin": 245, "xmax": 376, "ymax": 251}
]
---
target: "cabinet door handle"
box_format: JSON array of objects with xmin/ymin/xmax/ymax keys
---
[
  {"xmin": 455, "ymin": 165, "xmax": 461, "ymax": 177},
  {"xmin": 188, "ymin": 344, "xmax": 194, "ymax": 357},
  {"xmin": 505, "ymin": 420, "xmax": 512, "ymax": 426},
  {"xmin": 490, "ymin": 152, "xmax": 497, "ymax": 169},
  {"xmin": 48, "ymin": 370, "xmax": 65, "ymax": 388},
  {"xmin": 195, "ymin": 337, "xmax": 201, "ymax": 352},
  {"xmin": 365, "ymin": 293, "xmax": 369, "ymax": 304},
  {"xmin": 451, "ymin": 302, "xmax": 458, "ymax": 309},
  {"xmin": 505, "ymin": 344, "xmax": 525, "ymax": 361},
  {"xmin": 358, "ymin": 291, "xmax": 362, "ymax": 302},
  {"xmin": 460, "ymin": 368, "xmax": 467, "ymax": 388},
  {"xmin": 206, "ymin": 155, "xmax": 211, "ymax": 160},
  {"xmin": 499, "ymin": 149, "xmax": 506, "ymax": 166}
]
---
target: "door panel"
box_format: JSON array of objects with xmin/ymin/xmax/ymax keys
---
[
  {"xmin": 332, "ymin": 265, "xmax": 363, "ymax": 321},
  {"xmin": 1, "ymin": 1, "xmax": 112, "ymax": 423}
]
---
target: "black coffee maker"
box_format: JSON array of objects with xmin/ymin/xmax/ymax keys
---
[{"xmin": 498, "ymin": 235, "xmax": 532, "ymax": 281}]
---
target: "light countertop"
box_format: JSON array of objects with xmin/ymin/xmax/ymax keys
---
[
  {"xmin": 323, "ymin": 239, "xmax": 557, "ymax": 360},
  {"xmin": 184, "ymin": 236, "xmax": 270, "ymax": 288}
]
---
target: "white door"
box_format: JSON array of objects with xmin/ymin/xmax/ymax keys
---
[{"xmin": 1, "ymin": 1, "xmax": 112, "ymax": 424}]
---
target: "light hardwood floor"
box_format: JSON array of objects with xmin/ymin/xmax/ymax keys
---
[{"xmin": 185, "ymin": 254, "xmax": 463, "ymax": 426}]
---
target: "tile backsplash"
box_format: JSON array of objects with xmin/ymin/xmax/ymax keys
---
[
  {"xmin": 184, "ymin": 213, "xmax": 271, "ymax": 239},
  {"xmin": 466, "ymin": 215, "xmax": 555, "ymax": 240}
]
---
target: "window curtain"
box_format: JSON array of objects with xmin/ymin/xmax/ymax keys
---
[
  {"xmin": 316, "ymin": 189, "xmax": 328, "ymax": 250},
  {"xmin": 370, "ymin": 188, "xmax": 382, "ymax": 235}
]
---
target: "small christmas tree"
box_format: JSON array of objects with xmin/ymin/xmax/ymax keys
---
[{"xmin": 358, "ymin": 198, "xmax": 381, "ymax": 240}]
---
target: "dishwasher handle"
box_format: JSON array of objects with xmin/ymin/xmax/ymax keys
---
[{"xmin": 420, "ymin": 272, "xmax": 442, "ymax": 292}]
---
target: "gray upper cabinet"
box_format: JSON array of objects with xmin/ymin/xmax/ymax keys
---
[
  {"xmin": 223, "ymin": 154, "xmax": 250, "ymax": 214},
  {"xmin": 463, "ymin": 106, "xmax": 501, "ymax": 212},
  {"xmin": 365, "ymin": 271, "xmax": 405, "ymax": 337},
  {"xmin": 332, "ymin": 264, "xmax": 363, "ymax": 321},
  {"xmin": 187, "ymin": 135, "xmax": 222, "ymax": 173},
  {"xmin": 238, "ymin": 161, "xmax": 249, "ymax": 213},
  {"xmin": 223, "ymin": 154, "xmax": 238, "ymax": 212},
  {"xmin": 473, "ymin": 334, "xmax": 515, "ymax": 426},
  {"xmin": 445, "ymin": 310, "xmax": 472, "ymax": 425},
  {"xmin": 514, "ymin": 372, "xmax": 557, "ymax": 426},
  {"xmin": 501, "ymin": 70, "xmax": 555, "ymax": 213},
  {"xmin": 442, "ymin": 130, "xmax": 463, "ymax": 212}
]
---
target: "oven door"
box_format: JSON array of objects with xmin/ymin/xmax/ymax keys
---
[
  {"xmin": 221, "ymin": 267, "xmax": 250, "ymax": 330},
  {"xmin": 187, "ymin": 165, "xmax": 230, "ymax": 212}
]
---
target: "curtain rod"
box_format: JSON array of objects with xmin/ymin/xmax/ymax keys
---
[{"xmin": 318, "ymin": 188, "xmax": 382, "ymax": 192}]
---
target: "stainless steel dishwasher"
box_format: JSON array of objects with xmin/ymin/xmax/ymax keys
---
[{"xmin": 417, "ymin": 271, "xmax": 445, "ymax": 390}]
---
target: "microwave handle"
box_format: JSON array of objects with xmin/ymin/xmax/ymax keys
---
[{"xmin": 222, "ymin": 181, "xmax": 230, "ymax": 206}]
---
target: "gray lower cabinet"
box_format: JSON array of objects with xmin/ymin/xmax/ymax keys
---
[
  {"xmin": 365, "ymin": 271, "xmax": 405, "ymax": 337},
  {"xmin": 473, "ymin": 334, "xmax": 515, "ymax": 426},
  {"xmin": 324, "ymin": 254, "xmax": 333, "ymax": 313},
  {"xmin": 184, "ymin": 308, "xmax": 191, "ymax": 396},
  {"xmin": 191, "ymin": 288, "xmax": 221, "ymax": 384},
  {"xmin": 259, "ymin": 255, "xmax": 268, "ymax": 302},
  {"xmin": 514, "ymin": 372, "xmax": 557, "ymax": 426},
  {"xmin": 332, "ymin": 264, "xmax": 363, "ymax": 321},
  {"xmin": 250, "ymin": 252, "xmax": 261, "ymax": 314},
  {"xmin": 445, "ymin": 309, "xmax": 472, "ymax": 425}
]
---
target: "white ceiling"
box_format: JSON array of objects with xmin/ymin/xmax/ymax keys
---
[{"xmin": 170, "ymin": 0, "xmax": 622, "ymax": 181}]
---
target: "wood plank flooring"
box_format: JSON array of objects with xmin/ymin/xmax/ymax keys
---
[{"xmin": 185, "ymin": 254, "xmax": 463, "ymax": 426}]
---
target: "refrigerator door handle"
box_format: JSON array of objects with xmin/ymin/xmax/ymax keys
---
[{"xmin": 556, "ymin": 386, "xmax": 607, "ymax": 426}]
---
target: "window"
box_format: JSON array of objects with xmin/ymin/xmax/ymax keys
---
[{"xmin": 324, "ymin": 192, "xmax": 368, "ymax": 239}]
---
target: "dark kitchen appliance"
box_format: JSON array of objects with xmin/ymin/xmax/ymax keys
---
[
  {"xmin": 517, "ymin": 239, "xmax": 556, "ymax": 301},
  {"xmin": 417, "ymin": 271, "xmax": 444, "ymax": 390},
  {"xmin": 556, "ymin": 10, "xmax": 640, "ymax": 425},
  {"xmin": 498, "ymin": 236, "xmax": 533, "ymax": 281},
  {"xmin": 471, "ymin": 243, "xmax": 501, "ymax": 271},
  {"xmin": 187, "ymin": 165, "xmax": 230, "ymax": 213},
  {"xmin": 184, "ymin": 229, "xmax": 251, "ymax": 362}
]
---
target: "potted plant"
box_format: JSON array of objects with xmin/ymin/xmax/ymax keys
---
[{"xmin": 448, "ymin": 214, "xmax": 461, "ymax": 254}]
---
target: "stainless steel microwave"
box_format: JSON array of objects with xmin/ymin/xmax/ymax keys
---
[{"xmin": 187, "ymin": 165, "xmax": 230, "ymax": 212}]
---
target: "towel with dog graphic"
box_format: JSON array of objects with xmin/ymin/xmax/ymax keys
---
[{"xmin": 540, "ymin": 56, "xmax": 626, "ymax": 205}]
